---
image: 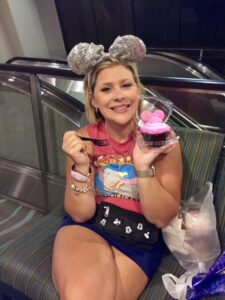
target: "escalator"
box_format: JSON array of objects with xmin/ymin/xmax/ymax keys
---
[
  {"xmin": 139, "ymin": 51, "xmax": 224, "ymax": 80},
  {"xmin": 0, "ymin": 55, "xmax": 225, "ymax": 213},
  {"xmin": 6, "ymin": 52, "xmax": 225, "ymax": 132}
]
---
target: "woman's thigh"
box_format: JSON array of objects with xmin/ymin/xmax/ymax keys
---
[
  {"xmin": 52, "ymin": 225, "xmax": 149, "ymax": 300},
  {"xmin": 52, "ymin": 225, "xmax": 117, "ymax": 300},
  {"xmin": 112, "ymin": 247, "xmax": 149, "ymax": 300}
]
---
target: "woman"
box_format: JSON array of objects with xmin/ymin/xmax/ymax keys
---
[{"xmin": 52, "ymin": 35, "xmax": 182, "ymax": 300}]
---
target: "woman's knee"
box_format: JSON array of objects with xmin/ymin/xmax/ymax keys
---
[
  {"xmin": 60, "ymin": 268, "xmax": 116, "ymax": 300},
  {"xmin": 61, "ymin": 276, "xmax": 95, "ymax": 300}
]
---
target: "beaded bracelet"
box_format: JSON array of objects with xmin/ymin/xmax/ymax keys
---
[{"xmin": 70, "ymin": 182, "xmax": 94, "ymax": 193}]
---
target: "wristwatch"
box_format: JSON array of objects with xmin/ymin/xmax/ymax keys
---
[{"xmin": 135, "ymin": 165, "xmax": 155, "ymax": 178}]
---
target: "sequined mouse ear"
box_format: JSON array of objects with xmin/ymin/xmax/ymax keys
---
[
  {"xmin": 67, "ymin": 42, "xmax": 106, "ymax": 75},
  {"xmin": 109, "ymin": 35, "xmax": 146, "ymax": 62}
]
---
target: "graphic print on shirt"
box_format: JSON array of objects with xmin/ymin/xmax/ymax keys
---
[{"xmin": 95, "ymin": 155, "xmax": 139, "ymax": 199}]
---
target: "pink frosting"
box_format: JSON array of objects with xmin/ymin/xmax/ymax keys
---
[{"xmin": 139, "ymin": 109, "xmax": 171, "ymax": 135}]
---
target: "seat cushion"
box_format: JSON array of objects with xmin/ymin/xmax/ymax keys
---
[
  {"xmin": 0, "ymin": 205, "xmax": 63, "ymax": 300},
  {"xmin": 175, "ymin": 127, "xmax": 224, "ymax": 199}
]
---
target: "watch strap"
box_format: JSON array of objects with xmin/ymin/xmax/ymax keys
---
[{"xmin": 135, "ymin": 166, "xmax": 155, "ymax": 178}]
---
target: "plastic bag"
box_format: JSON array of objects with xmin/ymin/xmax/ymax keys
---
[
  {"xmin": 162, "ymin": 182, "xmax": 221, "ymax": 299},
  {"xmin": 162, "ymin": 182, "xmax": 220, "ymax": 273},
  {"xmin": 186, "ymin": 251, "xmax": 225, "ymax": 300}
]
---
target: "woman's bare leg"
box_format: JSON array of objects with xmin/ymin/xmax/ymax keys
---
[
  {"xmin": 52, "ymin": 225, "xmax": 117, "ymax": 300},
  {"xmin": 112, "ymin": 247, "xmax": 149, "ymax": 300},
  {"xmin": 52, "ymin": 225, "xmax": 149, "ymax": 300}
]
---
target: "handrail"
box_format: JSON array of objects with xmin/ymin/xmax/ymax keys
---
[
  {"xmin": 140, "ymin": 76, "xmax": 225, "ymax": 91},
  {"xmin": 4, "ymin": 51, "xmax": 225, "ymax": 81},
  {"xmin": 1, "ymin": 63, "xmax": 225, "ymax": 91},
  {"xmin": 0, "ymin": 63, "xmax": 80, "ymax": 78},
  {"xmin": 147, "ymin": 47, "xmax": 225, "ymax": 54},
  {"xmin": 6, "ymin": 56, "xmax": 68, "ymax": 65}
]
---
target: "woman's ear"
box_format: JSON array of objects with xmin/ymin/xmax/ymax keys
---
[{"xmin": 90, "ymin": 94, "xmax": 98, "ymax": 109}]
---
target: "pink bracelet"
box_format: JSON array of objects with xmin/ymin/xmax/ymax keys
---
[{"xmin": 71, "ymin": 165, "xmax": 92, "ymax": 183}]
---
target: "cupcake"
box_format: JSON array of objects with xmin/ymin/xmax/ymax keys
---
[{"xmin": 139, "ymin": 109, "xmax": 171, "ymax": 147}]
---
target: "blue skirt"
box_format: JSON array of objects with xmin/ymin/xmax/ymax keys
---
[{"xmin": 62, "ymin": 213, "xmax": 166, "ymax": 279}]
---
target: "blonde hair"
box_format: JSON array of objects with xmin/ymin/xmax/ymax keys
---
[{"xmin": 83, "ymin": 57, "xmax": 143, "ymax": 124}]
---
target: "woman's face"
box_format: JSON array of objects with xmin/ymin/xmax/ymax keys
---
[{"xmin": 91, "ymin": 65, "xmax": 140, "ymax": 126}]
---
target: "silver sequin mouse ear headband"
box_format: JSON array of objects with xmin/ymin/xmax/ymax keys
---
[{"xmin": 67, "ymin": 35, "xmax": 146, "ymax": 75}]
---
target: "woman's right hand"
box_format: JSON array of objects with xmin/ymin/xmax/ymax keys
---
[
  {"xmin": 62, "ymin": 131, "xmax": 90, "ymax": 168},
  {"xmin": 133, "ymin": 131, "xmax": 179, "ymax": 170}
]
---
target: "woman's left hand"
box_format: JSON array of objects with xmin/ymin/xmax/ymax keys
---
[{"xmin": 133, "ymin": 131, "xmax": 179, "ymax": 170}]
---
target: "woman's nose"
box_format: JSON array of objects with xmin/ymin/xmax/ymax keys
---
[{"xmin": 112, "ymin": 88, "xmax": 125, "ymax": 100}]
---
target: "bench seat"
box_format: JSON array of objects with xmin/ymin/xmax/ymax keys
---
[{"xmin": 0, "ymin": 128, "xmax": 225, "ymax": 300}]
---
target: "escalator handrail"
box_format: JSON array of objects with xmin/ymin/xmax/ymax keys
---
[
  {"xmin": 1, "ymin": 62, "xmax": 225, "ymax": 92},
  {"xmin": 6, "ymin": 54, "xmax": 212, "ymax": 80},
  {"xmin": 0, "ymin": 63, "xmax": 79, "ymax": 78},
  {"xmin": 6, "ymin": 56, "xmax": 68, "ymax": 66},
  {"xmin": 6, "ymin": 52, "xmax": 224, "ymax": 81},
  {"xmin": 140, "ymin": 75, "xmax": 225, "ymax": 91}
]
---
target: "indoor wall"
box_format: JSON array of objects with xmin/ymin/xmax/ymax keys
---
[{"xmin": 0, "ymin": 0, "xmax": 66, "ymax": 63}]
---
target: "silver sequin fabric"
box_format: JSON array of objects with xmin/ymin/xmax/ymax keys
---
[
  {"xmin": 109, "ymin": 35, "xmax": 146, "ymax": 62},
  {"xmin": 67, "ymin": 35, "xmax": 146, "ymax": 75}
]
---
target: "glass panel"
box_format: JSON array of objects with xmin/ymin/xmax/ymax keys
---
[
  {"xmin": 41, "ymin": 91, "xmax": 82, "ymax": 177},
  {"xmin": 39, "ymin": 75, "xmax": 84, "ymax": 103},
  {"xmin": 147, "ymin": 84, "xmax": 225, "ymax": 131},
  {"xmin": 138, "ymin": 55, "xmax": 201, "ymax": 78},
  {"xmin": 0, "ymin": 72, "xmax": 39, "ymax": 168}
]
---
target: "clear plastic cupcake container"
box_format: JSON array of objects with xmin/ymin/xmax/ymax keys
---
[
  {"xmin": 137, "ymin": 96, "xmax": 177, "ymax": 148},
  {"xmin": 139, "ymin": 96, "xmax": 173, "ymax": 122}
]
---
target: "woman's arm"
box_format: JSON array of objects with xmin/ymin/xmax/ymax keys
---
[
  {"xmin": 62, "ymin": 127, "xmax": 96, "ymax": 222},
  {"xmin": 133, "ymin": 133, "xmax": 183, "ymax": 228}
]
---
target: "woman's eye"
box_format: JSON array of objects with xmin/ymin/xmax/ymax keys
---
[
  {"xmin": 101, "ymin": 87, "xmax": 111, "ymax": 93},
  {"xmin": 122, "ymin": 83, "xmax": 133, "ymax": 88}
]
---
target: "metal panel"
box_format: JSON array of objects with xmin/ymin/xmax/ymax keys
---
[
  {"xmin": 0, "ymin": 159, "xmax": 65, "ymax": 212},
  {"xmin": 0, "ymin": 160, "xmax": 45, "ymax": 209},
  {"xmin": 46, "ymin": 174, "xmax": 65, "ymax": 210}
]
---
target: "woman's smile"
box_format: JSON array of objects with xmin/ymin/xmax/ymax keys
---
[{"xmin": 110, "ymin": 103, "xmax": 131, "ymax": 113}]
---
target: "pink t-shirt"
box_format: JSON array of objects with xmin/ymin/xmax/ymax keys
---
[{"xmin": 86, "ymin": 122, "xmax": 143, "ymax": 214}]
